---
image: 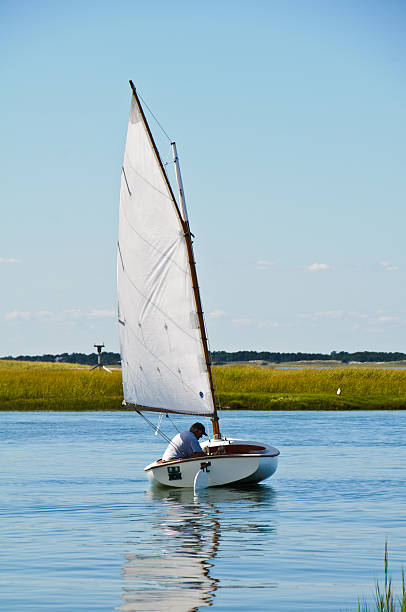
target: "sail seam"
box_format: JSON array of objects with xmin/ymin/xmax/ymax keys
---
[
  {"xmin": 121, "ymin": 166, "xmax": 132, "ymax": 196},
  {"xmin": 123, "ymin": 321, "xmax": 211, "ymax": 408},
  {"xmin": 123, "ymin": 159, "xmax": 174, "ymax": 204},
  {"xmin": 120, "ymin": 264, "xmax": 202, "ymax": 344},
  {"xmin": 121, "ymin": 272, "xmax": 200, "ymax": 343},
  {"xmin": 120, "ymin": 203, "xmax": 189, "ymax": 276},
  {"xmin": 118, "ymin": 242, "xmax": 125, "ymax": 271}
]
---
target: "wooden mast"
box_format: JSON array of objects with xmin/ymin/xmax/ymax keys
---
[
  {"xmin": 128, "ymin": 81, "xmax": 221, "ymax": 439},
  {"xmin": 171, "ymin": 142, "xmax": 220, "ymax": 439},
  {"xmin": 184, "ymin": 229, "xmax": 221, "ymax": 439}
]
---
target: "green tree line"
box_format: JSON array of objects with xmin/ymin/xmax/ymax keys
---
[
  {"xmin": 1, "ymin": 350, "xmax": 406, "ymax": 366},
  {"xmin": 0, "ymin": 352, "xmax": 121, "ymax": 366},
  {"xmin": 210, "ymin": 350, "xmax": 406, "ymax": 364}
]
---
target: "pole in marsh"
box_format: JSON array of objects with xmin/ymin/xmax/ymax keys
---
[{"xmin": 89, "ymin": 344, "xmax": 112, "ymax": 373}]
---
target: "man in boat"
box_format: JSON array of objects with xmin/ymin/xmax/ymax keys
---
[{"xmin": 162, "ymin": 422, "xmax": 207, "ymax": 461}]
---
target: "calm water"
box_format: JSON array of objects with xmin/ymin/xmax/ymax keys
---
[{"xmin": 1, "ymin": 410, "xmax": 405, "ymax": 611}]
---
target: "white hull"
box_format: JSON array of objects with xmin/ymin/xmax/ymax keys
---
[{"xmin": 145, "ymin": 439, "xmax": 279, "ymax": 488}]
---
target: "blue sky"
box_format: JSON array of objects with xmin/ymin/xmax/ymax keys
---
[{"xmin": 1, "ymin": 0, "xmax": 405, "ymax": 356}]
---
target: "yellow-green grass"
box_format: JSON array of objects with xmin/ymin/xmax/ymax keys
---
[
  {"xmin": 0, "ymin": 360, "xmax": 91, "ymax": 370},
  {"xmin": 213, "ymin": 365, "xmax": 406, "ymax": 410},
  {"xmin": 1, "ymin": 361, "xmax": 406, "ymax": 411},
  {"xmin": 0, "ymin": 360, "xmax": 123, "ymax": 410}
]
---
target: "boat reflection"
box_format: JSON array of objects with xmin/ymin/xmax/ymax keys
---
[{"xmin": 118, "ymin": 485, "xmax": 276, "ymax": 611}]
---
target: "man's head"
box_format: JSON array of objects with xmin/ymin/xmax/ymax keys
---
[{"xmin": 190, "ymin": 422, "xmax": 207, "ymax": 439}]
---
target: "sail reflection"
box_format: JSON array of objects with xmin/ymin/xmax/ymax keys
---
[{"xmin": 118, "ymin": 485, "xmax": 276, "ymax": 611}]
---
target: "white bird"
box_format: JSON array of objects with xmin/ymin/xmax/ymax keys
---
[{"xmin": 337, "ymin": 387, "xmax": 341, "ymax": 396}]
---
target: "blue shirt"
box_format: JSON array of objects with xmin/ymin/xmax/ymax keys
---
[{"xmin": 162, "ymin": 430, "xmax": 203, "ymax": 461}]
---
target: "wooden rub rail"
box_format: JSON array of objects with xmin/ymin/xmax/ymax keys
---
[{"xmin": 208, "ymin": 444, "xmax": 266, "ymax": 455}]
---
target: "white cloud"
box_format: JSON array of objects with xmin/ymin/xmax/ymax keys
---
[
  {"xmin": 37, "ymin": 311, "xmax": 56, "ymax": 321},
  {"xmin": 298, "ymin": 311, "xmax": 344, "ymax": 320},
  {"xmin": 351, "ymin": 323, "xmax": 361, "ymax": 331},
  {"xmin": 256, "ymin": 259, "xmax": 273, "ymax": 271},
  {"xmin": 298, "ymin": 310, "xmax": 403, "ymax": 326},
  {"xmin": 5, "ymin": 309, "xmax": 115, "ymax": 322},
  {"xmin": 5, "ymin": 310, "xmax": 31, "ymax": 320},
  {"xmin": 258, "ymin": 320, "xmax": 293, "ymax": 328},
  {"xmin": 314, "ymin": 310, "xmax": 344, "ymax": 319},
  {"xmin": 296, "ymin": 309, "xmax": 405, "ymax": 333},
  {"xmin": 63, "ymin": 309, "xmax": 82, "ymax": 318},
  {"xmin": 348, "ymin": 311, "xmax": 369, "ymax": 320},
  {"xmin": 232, "ymin": 318, "xmax": 252, "ymax": 327},
  {"xmin": 208, "ymin": 310, "xmax": 227, "ymax": 319},
  {"xmin": 0, "ymin": 257, "xmax": 20, "ymax": 264},
  {"xmin": 307, "ymin": 262, "xmax": 331, "ymax": 271},
  {"xmin": 88, "ymin": 309, "xmax": 115, "ymax": 319},
  {"xmin": 380, "ymin": 261, "xmax": 398, "ymax": 271}
]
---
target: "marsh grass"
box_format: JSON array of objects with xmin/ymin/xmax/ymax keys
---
[
  {"xmin": 213, "ymin": 366, "xmax": 406, "ymax": 395},
  {"xmin": 0, "ymin": 360, "xmax": 88, "ymax": 370},
  {"xmin": 1, "ymin": 361, "xmax": 405, "ymax": 411},
  {"xmin": 213, "ymin": 366, "xmax": 406, "ymax": 410},
  {"xmin": 0, "ymin": 360, "xmax": 123, "ymax": 410},
  {"xmin": 358, "ymin": 543, "xmax": 406, "ymax": 612}
]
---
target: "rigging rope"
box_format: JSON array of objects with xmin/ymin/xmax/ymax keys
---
[
  {"xmin": 154, "ymin": 413, "xmax": 164, "ymax": 436},
  {"xmin": 135, "ymin": 410, "xmax": 172, "ymax": 443},
  {"xmin": 135, "ymin": 410, "xmax": 187, "ymax": 457},
  {"xmin": 166, "ymin": 412, "xmax": 180, "ymax": 434},
  {"xmin": 137, "ymin": 92, "xmax": 172, "ymax": 143}
]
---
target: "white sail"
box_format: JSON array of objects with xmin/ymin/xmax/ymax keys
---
[{"xmin": 118, "ymin": 90, "xmax": 214, "ymax": 416}]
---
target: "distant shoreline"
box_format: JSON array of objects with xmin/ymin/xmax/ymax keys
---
[{"xmin": 3, "ymin": 350, "xmax": 406, "ymax": 368}]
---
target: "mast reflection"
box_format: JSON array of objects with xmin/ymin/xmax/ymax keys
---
[{"xmin": 118, "ymin": 485, "xmax": 276, "ymax": 611}]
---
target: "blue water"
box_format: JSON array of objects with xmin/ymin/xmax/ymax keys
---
[{"xmin": 1, "ymin": 410, "xmax": 405, "ymax": 611}]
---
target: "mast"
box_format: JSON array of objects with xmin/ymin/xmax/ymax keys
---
[
  {"xmin": 171, "ymin": 142, "xmax": 221, "ymax": 439},
  {"xmin": 171, "ymin": 142, "xmax": 189, "ymax": 224},
  {"xmin": 128, "ymin": 82, "xmax": 221, "ymax": 438},
  {"xmin": 183, "ymin": 225, "xmax": 221, "ymax": 439}
]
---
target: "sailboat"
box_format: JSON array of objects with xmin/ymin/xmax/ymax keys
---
[{"xmin": 118, "ymin": 81, "xmax": 279, "ymax": 489}]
